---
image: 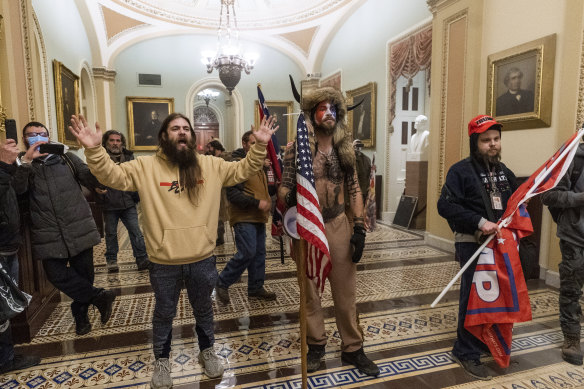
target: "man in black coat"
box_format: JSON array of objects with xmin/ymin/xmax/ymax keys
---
[
  {"xmin": 437, "ymin": 115, "xmax": 518, "ymax": 381},
  {"xmin": 96, "ymin": 130, "xmax": 149, "ymax": 272},
  {"xmin": 13, "ymin": 122, "xmax": 116, "ymax": 336},
  {"xmin": 0, "ymin": 138, "xmax": 40, "ymax": 374}
]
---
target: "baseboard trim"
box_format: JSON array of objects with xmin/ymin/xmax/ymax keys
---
[
  {"xmin": 544, "ymin": 269, "xmax": 560, "ymax": 288},
  {"xmin": 425, "ymin": 232, "xmax": 455, "ymax": 253}
]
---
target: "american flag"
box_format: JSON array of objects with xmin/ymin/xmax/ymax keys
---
[
  {"xmin": 295, "ymin": 113, "xmax": 331, "ymax": 294},
  {"xmin": 257, "ymin": 85, "xmax": 284, "ymax": 237}
]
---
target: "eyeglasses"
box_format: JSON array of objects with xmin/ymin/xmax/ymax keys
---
[{"xmin": 25, "ymin": 132, "xmax": 49, "ymax": 137}]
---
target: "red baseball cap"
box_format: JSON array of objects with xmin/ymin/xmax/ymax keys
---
[{"xmin": 468, "ymin": 115, "xmax": 503, "ymax": 136}]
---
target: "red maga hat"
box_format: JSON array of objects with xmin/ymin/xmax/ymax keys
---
[{"xmin": 468, "ymin": 115, "xmax": 503, "ymax": 136}]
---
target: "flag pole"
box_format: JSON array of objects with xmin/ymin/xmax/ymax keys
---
[
  {"xmin": 293, "ymin": 238, "xmax": 309, "ymax": 388},
  {"xmin": 431, "ymin": 128, "xmax": 584, "ymax": 308}
]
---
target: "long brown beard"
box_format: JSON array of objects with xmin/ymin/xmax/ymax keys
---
[
  {"xmin": 314, "ymin": 121, "xmax": 336, "ymax": 136},
  {"xmin": 160, "ymin": 136, "xmax": 201, "ymax": 203}
]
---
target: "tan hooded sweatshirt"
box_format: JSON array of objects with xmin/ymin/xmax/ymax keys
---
[{"xmin": 84, "ymin": 143, "xmax": 266, "ymax": 265}]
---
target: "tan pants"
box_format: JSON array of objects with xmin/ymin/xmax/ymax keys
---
[{"xmin": 298, "ymin": 213, "xmax": 362, "ymax": 352}]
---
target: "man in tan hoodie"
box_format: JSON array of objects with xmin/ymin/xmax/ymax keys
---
[{"xmin": 69, "ymin": 113, "xmax": 278, "ymax": 389}]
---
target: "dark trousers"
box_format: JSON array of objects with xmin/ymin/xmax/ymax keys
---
[
  {"xmin": 0, "ymin": 253, "xmax": 18, "ymax": 366},
  {"xmin": 452, "ymin": 242, "xmax": 489, "ymax": 361},
  {"xmin": 149, "ymin": 256, "xmax": 218, "ymax": 359},
  {"xmin": 104, "ymin": 206, "xmax": 148, "ymax": 265},
  {"xmin": 42, "ymin": 248, "xmax": 101, "ymax": 306},
  {"xmin": 217, "ymin": 222, "xmax": 266, "ymax": 292},
  {"xmin": 559, "ymin": 240, "xmax": 584, "ymax": 335}
]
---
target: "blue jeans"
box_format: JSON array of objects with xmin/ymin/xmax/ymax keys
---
[
  {"xmin": 218, "ymin": 222, "xmax": 266, "ymax": 293},
  {"xmin": 452, "ymin": 242, "xmax": 490, "ymax": 361},
  {"xmin": 149, "ymin": 256, "xmax": 218, "ymax": 359},
  {"xmin": 0, "ymin": 253, "xmax": 18, "ymax": 367},
  {"xmin": 104, "ymin": 207, "xmax": 148, "ymax": 265}
]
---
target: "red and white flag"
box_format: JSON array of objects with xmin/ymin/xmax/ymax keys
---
[{"xmin": 295, "ymin": 113, "xmax": 331, "ymax": 294}]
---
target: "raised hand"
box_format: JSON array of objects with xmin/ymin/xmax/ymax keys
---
[
  {"xmin": 0, "ymin": 139, "xmax": 20, "ymax": 164},
  {"xmin": 68, "ymin": 115, "xmax": 103, "ymax": 148},
  {"xmin": 252, "ymin": 115, "xmax": 279, "ymax": 144}
]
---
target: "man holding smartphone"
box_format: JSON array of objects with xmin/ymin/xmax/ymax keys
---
[
  {"xmin": 0, "ymin": 138, "xmax": 40, "ymax": 374},
  {"xmin": 12, "ymin": 122, "xmax": 116, "ymax": 336}
]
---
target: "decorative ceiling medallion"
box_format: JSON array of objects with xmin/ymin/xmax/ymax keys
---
[{"xmin": 112, "ymin": 0, "xmax": 352, "ymax": 29}]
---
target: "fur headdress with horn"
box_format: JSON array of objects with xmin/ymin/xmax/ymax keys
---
[{"xmin": 301, "ymin": 86, "xmax": 356, "ymax": 174}]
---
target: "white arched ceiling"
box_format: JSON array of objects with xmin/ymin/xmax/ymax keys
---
[{"xmin": 73, "ymin": 0, "xmax": 369, "ymax": 73}]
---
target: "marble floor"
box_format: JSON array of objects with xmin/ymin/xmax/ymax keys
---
[{"xmin": 2, "ymin": 221, "xmax": 584, "ymax": 389}]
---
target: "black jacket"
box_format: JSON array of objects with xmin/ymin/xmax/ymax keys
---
[
  {"xmin": 541, "ymin": 144, "xmax": 584, "ymax": 246},
  {"xmin": 0, "ymin": 162, "xmax": 21, "ymax": 253},
  {"xmin": 98, "ymin": 149, "xmax": 139, "ymax": 211},
  {"xmin": 437, "ymin": 157, "xmax": 517, "ymax": 235},
  {"xmin": 12, "ymin": 153, "xmax": 101, "ymax": 260}
]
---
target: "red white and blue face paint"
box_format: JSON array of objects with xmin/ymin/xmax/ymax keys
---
[{"xmin": 314, "ymin": 101, "xmax": 337, "ymax": 126}]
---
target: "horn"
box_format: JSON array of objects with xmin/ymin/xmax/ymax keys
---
[
  {"xmin": 347, "ymin": 98, "xmax": 364, "ymax": 111},
  {"xmin": 289, "ymin": 75, "xmax": 301, "ymax": 103}
]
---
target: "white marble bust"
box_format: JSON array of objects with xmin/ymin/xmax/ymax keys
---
[{"xmin": 407, "ymin": 115, "xmax": 429, "ymax": 161}]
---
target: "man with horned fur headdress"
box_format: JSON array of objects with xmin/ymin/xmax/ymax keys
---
[{"xmin": 278, "ymin": 86, "xmax": 379, "ymax": 376}]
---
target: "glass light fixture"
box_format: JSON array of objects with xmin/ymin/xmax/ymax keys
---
[
  {"xmin": 197, "ymin": 88, "xmax": 220, "ymax": 107},
  {"xmin": 201, "ymin": 0, "xmax": 258, "ymax": 94}
]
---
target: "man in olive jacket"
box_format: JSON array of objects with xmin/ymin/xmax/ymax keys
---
[
  {"xmin": 13, "ymin": 122, "xmax": 116, "ymax": 336},
  {"xmin": 215, "ymin": 130, "xmax": 277, "ymax": 304}
]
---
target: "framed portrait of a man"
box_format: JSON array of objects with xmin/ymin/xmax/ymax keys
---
[
  {"xmin": 347, "ymin": 82, "xmax": 377, "ymax": 147},
  {"xmin": 53, "ymin": 60, "xmax": 80, "ymax": 148},
  {"xmin": 487, "ymin": 34, "xmax": 556, "ymax": 130},
  {"xmin": 254, "ymin": 100, "xmax": 294, "ymax": 151},
  {"xmin": 127, "ymin": 97, "xmax": 174, "ymax": 151}
]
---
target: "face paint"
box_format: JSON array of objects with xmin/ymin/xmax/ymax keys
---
[{"xmin": 314, "ymin": 101, "xmax": 336, "ymax": 125}]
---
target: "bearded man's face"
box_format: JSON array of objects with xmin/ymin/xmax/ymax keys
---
[
  {"xmin": 313, "ymin": 100, "xmax": 337, "ymax": 135},
  {"xmin": 160, "ymin": 118, "xmax": 197, "ymax": 166}
]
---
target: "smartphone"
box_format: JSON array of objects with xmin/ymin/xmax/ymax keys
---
[
  {"xmin": 39, "ymin": 143, "xmax": 65, "ymax": 155},
  {"xmin": 5, "ymin": 119, "xmax": 17, "ymax": 144}
]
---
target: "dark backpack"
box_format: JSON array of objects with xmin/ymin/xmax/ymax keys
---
[{"xmin": 548, "ymin": 155, "xmax": 584, "ymax": 222}]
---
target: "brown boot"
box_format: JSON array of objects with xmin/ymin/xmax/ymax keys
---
[{"xmin": 562, "ymin": 334, "xmax": 583, "ymax": 365}]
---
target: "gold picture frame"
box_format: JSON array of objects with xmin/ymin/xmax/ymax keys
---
[
  {"xmin": 127, "ymin": 97, "xmax": 174, "ymax": 151},
  {"xmin": 347, "ymin": 82, "xmax": 377, "ymax": 147},
  {"xmin": 254, "ymin": 100, "xmax": 294, "ymax": 150},
  {"xmin": 53, "ymin": 60, "xmax": 80, "ymax": 148},
  {"xmin": 487, "ymin": 34, "xmax": 556, "ymax": 130}
]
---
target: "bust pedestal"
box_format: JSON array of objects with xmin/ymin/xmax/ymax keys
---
[{"xmin": 405, "ymin": 160, "xmax": 428, "ymax": 230}]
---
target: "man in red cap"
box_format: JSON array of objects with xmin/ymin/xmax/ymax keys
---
[{"xmin": 437, "ymin": 115, "xmax": 518, "ymax": 380}]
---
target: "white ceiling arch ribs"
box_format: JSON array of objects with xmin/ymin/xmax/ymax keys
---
[{"xmin": 75, "ymin": 0, "xmax": 368, "ymax": 73}]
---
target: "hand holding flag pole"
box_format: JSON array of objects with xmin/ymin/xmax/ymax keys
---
[{"xmin": 431, "ymin": 127, "xmax": 584, "ymax": 308}]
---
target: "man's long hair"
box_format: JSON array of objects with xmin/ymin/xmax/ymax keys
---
[{"xmin": 158, "ymin": 113, "xmax": 202, "ymax": 203}]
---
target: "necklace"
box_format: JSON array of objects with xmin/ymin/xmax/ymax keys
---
[{"xmin": 318, "ymin": 148, "xmax": 333, "ymax": 157}]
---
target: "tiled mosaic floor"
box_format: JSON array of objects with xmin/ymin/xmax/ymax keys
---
[{"xmin": 1, "ymin": 221, "xmax": 578, "ymax": 389}]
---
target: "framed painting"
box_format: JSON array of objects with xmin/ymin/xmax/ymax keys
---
[
  {"xmin": 486, "ymin": 34, "xmax": 556, "ymax": 130},
  {"xmin": 347, "ymin": 82, "xmax": 377, "ymax": 147},
  {"xmin": 53, "ymin": 60, "xmax": 80, "ymax": 148},
  {"xmin": 320, "ymin": 70, "xmax": 342, "ymax": 91},
  {"xmin": 127, "ymin": 97, "xmax": 174, "ymax": 151},
  {"xmin": 254, "ymin": 100, "xmax": 294, "ymax": 151}
]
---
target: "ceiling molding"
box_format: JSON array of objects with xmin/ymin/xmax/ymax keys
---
[
  {"xmin": 277, "ymin": 26, "xmax": 319, "ymax": 57},
  {"xmin": 100, "ymin": 4, "xmax": 148, "ymax": 43}
]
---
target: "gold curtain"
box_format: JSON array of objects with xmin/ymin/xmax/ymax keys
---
[{"xmin": 387, "ymin": 25, "xmax": 432, "ymax": 131}]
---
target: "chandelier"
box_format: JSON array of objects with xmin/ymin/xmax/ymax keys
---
[
  {"xmin": 201, "ymin": 0, "xmax": 257, "ymax": 94},
  {"xmin": 197, "ymin": 89, "xmax": 220, "ymax": 107}
]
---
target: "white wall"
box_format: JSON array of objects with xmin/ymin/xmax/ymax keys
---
[
  {"xmin": 32, "ymin": 0, "xmax": 93, "ymax": 142},
  {"xmin": 113, "ymin": 34, "xmax": 304, "ymax": 151}
]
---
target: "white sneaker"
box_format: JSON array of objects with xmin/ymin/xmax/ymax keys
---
[
  {"xmin": 150, "ymin": 358, "xmax": 172, "ymax": 389},
  {"xmin": 198, "ymin": 347, "xmax": 224, "ymax": 378}
]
